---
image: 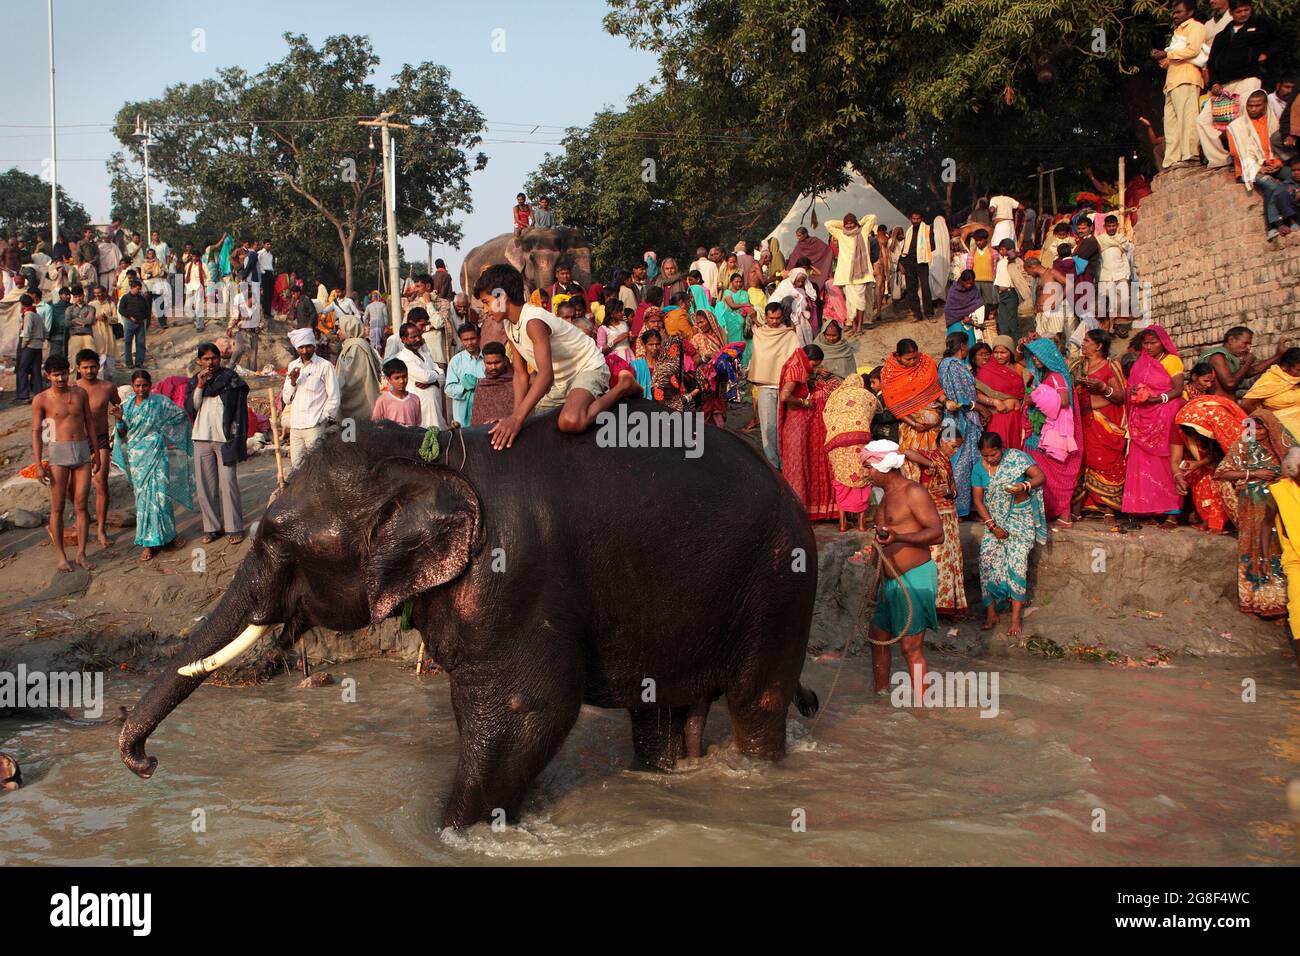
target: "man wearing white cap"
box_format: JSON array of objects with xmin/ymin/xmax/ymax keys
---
[
  {"xmin": 282, "ymin": 327, "xmax": 339, "ymax": 471},
  {"xmin": 858, "ymin": 439, "xmax": 943, "ymax": 695}
]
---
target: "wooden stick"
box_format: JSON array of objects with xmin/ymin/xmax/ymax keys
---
[
  {"xmin": 267, "ymin": 386, "xmax": 285, "ymax": 491},
  {"xmin": 1118, "ymin": 154, "xmax": 1130, "ymax": 240}
]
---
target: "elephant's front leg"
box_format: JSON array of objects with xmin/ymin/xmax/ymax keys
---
[
  {"xmin": 440, "ymin": 661, "xmax": 583, "ymax": 829},
  {"xmin": 628, "ymin": 705, "xmax": 688, "ymax": 770}
]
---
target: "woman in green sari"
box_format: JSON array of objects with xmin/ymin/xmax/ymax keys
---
[
  {"xmin": 111, "ymin": 369, "xmax": 195, "ymax": 561},
  {"xmin": 971, "ymin": 431, "xmax": 1047, "ymax": 637}
]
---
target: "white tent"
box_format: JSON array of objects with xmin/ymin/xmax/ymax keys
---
[{"xmin": 763, "ymin": 165, "xmax": 909, "ymax": 254}]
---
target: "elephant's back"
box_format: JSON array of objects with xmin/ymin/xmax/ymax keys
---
[{"xmin": 452, "ymin": 400, "xmax": 815, "ymax": 571}]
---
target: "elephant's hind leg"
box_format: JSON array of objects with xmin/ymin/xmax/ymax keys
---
[
  {"xmin": 440, "ymin": 662, "xmax": 583, "ymax": 830},
  {"xmin": 628, "ymin": 705, "xmax": 688, "ymax": 770},
  {"xmin": 726, "ymin": 683, "xmax": 790, "ymax": 762}
]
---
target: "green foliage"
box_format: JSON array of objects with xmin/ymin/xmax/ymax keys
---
[
  {"xmin": 525, "ymin": 94, "xmax": 795, "ymax": 277},
  {"xmin": 0, "ymin": 168, "xmax": 90, "ymax": 242},
  {"xmin": 588, "ymin": 0, "xmax": 1300, "ymax": 235},
  {"xmin": 110, "ymin": 33, "xmax": 487, "ymax": 293}
]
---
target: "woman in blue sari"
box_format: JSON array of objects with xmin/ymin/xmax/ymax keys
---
[
  {"xmin": 938, "ymin": 331, "xmax": 983, "ymax": 517},
  {"xmin": 111, "ymin": 369, "xmax": 195, "ymax": 561},
  {"xmin": 972, "ymin": 432, "xmax": 1047, "ymax": 637}
]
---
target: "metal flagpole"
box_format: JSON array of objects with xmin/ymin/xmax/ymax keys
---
[{"xmin": 47, "ymin": 0, "xmax": 58, "ymax": 247}]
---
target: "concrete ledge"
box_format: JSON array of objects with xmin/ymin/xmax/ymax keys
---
[{"xmin": 813, "ymin": 521, "xmax": 1289, "ymax": 659}]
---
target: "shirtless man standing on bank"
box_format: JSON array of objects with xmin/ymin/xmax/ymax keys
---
[
  {"xmin": 32, "ymin": 355, "xmax": 100, "ymax": 571},
  {"xmin": 860, "ymin": 439, "xmax": 944, "ymax": 694},
  {"xmin": 74, "ymin": 348, "xmax": 120, "ymax": 548}
]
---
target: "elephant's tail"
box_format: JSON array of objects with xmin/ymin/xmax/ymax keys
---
[{"xmin": 794, "ymin": 683, "xmax": 820, "ymax": 718}]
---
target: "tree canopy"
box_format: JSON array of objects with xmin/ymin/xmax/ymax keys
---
[
  {"xmin": 111, "ymin": 33, "xmax": 487, "ymax": 293},
  {"xmin": 521, "ymin": 0, "xmax": 1299, "ymax": 265},
  {"xmin": 0, "ymin": 168, "xmax": 90, "ymax": 243}
]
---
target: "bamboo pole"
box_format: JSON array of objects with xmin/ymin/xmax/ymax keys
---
[
  {"xmin": 267, "ymin": 387, "xmax": 285, "ymax": 491},
  {"xmin": 1118, "ymin": 155, "xmax": 1130, "ymax": 239}
]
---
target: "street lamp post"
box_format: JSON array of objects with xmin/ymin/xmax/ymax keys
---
[
  {"xmin": 46, "ymin": 0, "xmax": 58, "ymax": 247},
  {"xmin": 134, "ymin": 116, "xmax": 154, "ymax": 243}
]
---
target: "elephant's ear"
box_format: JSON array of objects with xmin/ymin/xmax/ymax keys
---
[
  {"xmin": 364, "ymin": 459, "xmax": 482, "ymax": 623},
  {"xmin": 504, "ymin": 237, "xmax": 526, "ymax": 273}
]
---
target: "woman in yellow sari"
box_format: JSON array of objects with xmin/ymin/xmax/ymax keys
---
[
  {"xmin": 1263, "ymin": 446, "xmax": 1300, "ymax": 668},
  {"xmin": 1242, "ymin": 348, "xmax": 1300, "ymax": 437}
]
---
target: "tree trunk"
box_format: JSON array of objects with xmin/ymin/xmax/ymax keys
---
[{"xmin": 339, "ymin": 224, "xmax": 355, "ymax": 298}]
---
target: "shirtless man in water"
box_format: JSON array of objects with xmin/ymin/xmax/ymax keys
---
[
  {"xmin": 32, "ymin": 355, "xmax": 100, "ymax": 571},
  {"xmin": 74, "ymin": 349, "xmax": 121, "ymax": 548},
  {"xmin": 861, "ymin": 439, "xmax": 944, "ymax": 694}
]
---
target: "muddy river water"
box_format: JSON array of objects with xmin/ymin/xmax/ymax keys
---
[{"xmin": 2, "ymin": 653, "xmax": 1298, "ymax": 866}]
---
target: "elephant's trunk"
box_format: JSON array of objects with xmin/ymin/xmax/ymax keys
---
[{"xmin": 118, "ymin": 568, "xmax": 277, "ymax": 779}]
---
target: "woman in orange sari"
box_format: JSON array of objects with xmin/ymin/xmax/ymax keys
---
[
  {"xmin": 779, "ymin": 344, "xmax": 839, "ymax": 521},
  {"xmin": 1175, "ymin": 394, "xmax": 1247, "ymax": 533},
  {"xmin": 1069, "ymin": 328, "xmax": 1128, "ymax": 520},
  {"xmin": 880, "ymin": 338, "xmax": 945, "ymax": 482}
]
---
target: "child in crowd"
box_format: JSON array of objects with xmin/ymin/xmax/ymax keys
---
[
  {"xmin": 513, "ymin": 193, "xmax": 533, "ymax": 236},
  {"xmin": 371, "ymin": 359, "xmax": 422, "ymax": 426}
]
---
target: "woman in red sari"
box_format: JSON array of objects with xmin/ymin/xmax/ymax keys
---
[
  {"xmin": 779, "ymin": 344, "xmax": 839, "ymax": 521},
  {"xmin": 1069, "ymin": 328, "xmax": 1128, "ymax": 520},
  {"xmin": 975, "ymin": 335, "xmax": 1027, "ymax": 450}
]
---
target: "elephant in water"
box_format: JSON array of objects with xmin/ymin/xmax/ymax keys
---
[
  {"xmin": 118, "ymin": 405, "xmax": 819, "ymax": 828},
  {"xmin": 460, "ymin": 227, "xmax": 593, "ymax": 308}
]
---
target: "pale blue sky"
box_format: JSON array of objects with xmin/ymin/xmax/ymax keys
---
[{"xmin": 3, "ymin": 0, "xmax": 657, "ymax": 272}]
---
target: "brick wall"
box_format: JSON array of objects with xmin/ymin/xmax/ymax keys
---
[{"xmin": 1132, "ymin": 165, "xmax": 1300, "ymax": 359}]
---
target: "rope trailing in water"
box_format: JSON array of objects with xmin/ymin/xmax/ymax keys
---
[{"xmin": 812, "ymin": 534, "xmax": 918, "ymax": 732}]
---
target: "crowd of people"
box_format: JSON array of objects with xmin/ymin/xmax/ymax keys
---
[
  {"xmin": 9, "ymin": 144, "xmax": 1300, "ymax": 680},
  {"xmin": 1154, "ymin": 0, "xmax": 1298, "ymax": 239}
]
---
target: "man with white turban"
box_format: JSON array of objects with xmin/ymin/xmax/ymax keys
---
[
  {"xmin": 857, "ymin": 438, "xmax": 944, "ymax": 695},
  {"xmin": 282, "ymin": 327, "xmax": 339, "ymax": 471}
]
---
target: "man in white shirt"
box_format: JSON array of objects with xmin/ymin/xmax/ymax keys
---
[
  {"xmin": 393, "ymin": 319, "xmax": 448, "ymax": 429},
  {"xmin": 186, "ymin": 342, "xmax": 248, "ymax": 543},
  {"xmin": 474, "ymin": 263, "xmax": 634, "ymax": 450},
  {"xmin": 227, "ymin": 287, "xmax": 264, "ymax": 371},
  {"xmin": 184, "ymin": 251, "xmax": 208, "ymax": 332},
  {"xmin": 988, "ymin": 195, "xmax": 1021, "ymax": 247},
  {"xmin": 690, "ymin": 246, "xmax": 719, "ymax": 295},
  {"xmin": 282, "ymin": 327, "xmax": 340, "ymax": 471},
  {"xmin": 257, "ymin": 240, "xmax": 274, "ymax": 318},
  {"xmin": 1096, "ymin": 214, "xmax": 1133, "ymax": 326}
]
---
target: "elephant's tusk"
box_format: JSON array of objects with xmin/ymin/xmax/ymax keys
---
[{"xmin": 177, "ymin": 624, "xmax": 273, "ymax": 677}]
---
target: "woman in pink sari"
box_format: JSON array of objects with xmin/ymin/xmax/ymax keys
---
[
  {"xmin": 1122, "ymin": 325, "xmax": 1186, "ymax": 526},
  {"xmin": 1021, "ymin": 338, "xmax": 1083, "ymax": 526}
]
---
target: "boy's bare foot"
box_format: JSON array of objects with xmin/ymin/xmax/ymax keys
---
[
  {"xmin": 55, "ymin": 558, "xmax": 73, "ymax": 573},
  {"xmin": 75, "ymin": 555, "xmax": 94, "ymax": 571},
  {"xmin": 97, "ymin": 530, "xmax": 111, "ymax": 549}
]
